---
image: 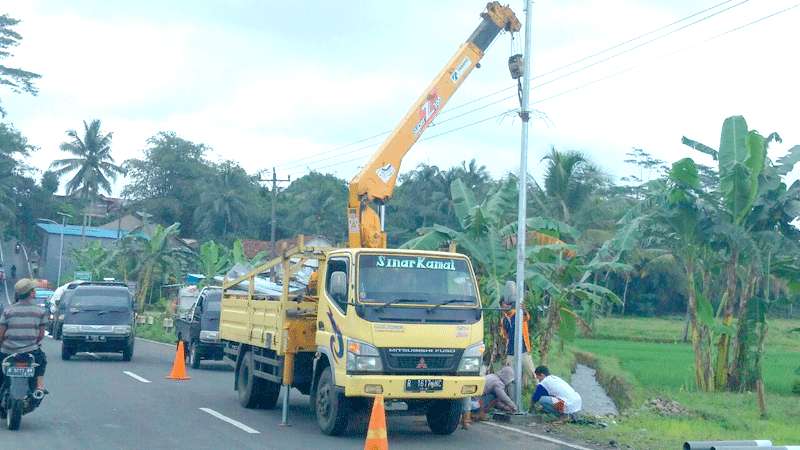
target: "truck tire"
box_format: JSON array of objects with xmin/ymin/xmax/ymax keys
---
[
  {"xmin": 314, "ymin": 366, "xmax": 349, "ymax": 436},
  {"xmin": 237, "ymin": 351, "xmax": 279, "ymax": 409},
  {"xmin": 61, "ymin": 344, "xmax": 72, "ymax": 361},
  {"xmin": 426, "ymin": 399, "xmax": 462, "ymax": 435},
  {"xmin": 190, "ymin": 341, "xmax": 201, "ymax": 369}
]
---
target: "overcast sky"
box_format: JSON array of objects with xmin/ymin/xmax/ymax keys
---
[{"xmin": 3, "ymin": 0, "xmax": 799, "ymax": 195}]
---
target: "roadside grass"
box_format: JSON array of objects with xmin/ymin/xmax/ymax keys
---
[
  {"xmin": 136, "ymin": 322, "xmax": 176, "ymax": 344},
  {"xmin": 545, "ymin": 317, "xmax": 800, "ymax": 449}
]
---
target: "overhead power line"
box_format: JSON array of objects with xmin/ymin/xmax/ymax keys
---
[{"xmin": 275, "ymin": 0, "xmax": 767, "ymax": 175}]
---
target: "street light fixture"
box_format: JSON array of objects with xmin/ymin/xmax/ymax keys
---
[{"xmin": 56, "ymin": 212, "xmax": 73, "ymax": 287}]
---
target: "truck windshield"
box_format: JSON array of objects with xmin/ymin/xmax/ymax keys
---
[
  {"xmin": 358, "ymin": 254, "xmax": 478, "ymax": 306},
  {"xmin": 71, "ymin": 289, "xmax": 130, "ymax": 309}
]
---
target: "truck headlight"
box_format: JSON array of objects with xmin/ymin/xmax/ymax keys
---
[
  {"xmin": 457, "ymin": 342, "xmax": 484, "ymax": 374},
  {"xmin": 346, "ymin": 338, "xmax": 383, "ymax": 373},
  {"xmin": 200, "ymin": 330, "xmax": 219, "ymax": 342},
  {"xmin": 62, "ymin": 324, "xmax": 80, "ymax": 334},
  {"xmin": 112, "ymin": 325, "xmax": 132, "ymax": 335}
]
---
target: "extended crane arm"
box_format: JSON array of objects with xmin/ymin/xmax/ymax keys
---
[{"xmin": 348, "ymin": 2, "xmax": 521, "ymax": 248}]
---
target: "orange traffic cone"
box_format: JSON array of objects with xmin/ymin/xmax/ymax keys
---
[
  {"xmin": 166, "ymin": 341, "xmax": 191, "ymax": 380},
  {"xmin": 364, "ymin": 395, "xmax": 388, "ymax": 450}
]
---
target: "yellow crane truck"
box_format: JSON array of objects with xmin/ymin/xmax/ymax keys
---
[{"xmin": 219, "ymin": 2, "xmax": 520, "ymax": 436}]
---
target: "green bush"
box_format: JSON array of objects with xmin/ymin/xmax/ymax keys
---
[{"xmin": 792, "ymin": 379, "xmax": 800, "ymax": 395}]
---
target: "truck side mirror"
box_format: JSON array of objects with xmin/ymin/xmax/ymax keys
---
[{"xmin": 330, "ymin": 271, "xmax": 347, "ymax": 303}]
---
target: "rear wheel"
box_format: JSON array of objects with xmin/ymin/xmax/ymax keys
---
[
  {"xmin": 190, "ymin": 341, "xmax": 201, "ymax": 369},
  {"xmin": 426, "ymin": 399, "xmax": 462, "ymax": 435},
  {"xmin": 61, "ymin": 344, "xmax": 73, "ymax": 361},
  {"xmin": 54, "ymin": 324, "xmax": 62, "ymax": 340},
  {"xmin": 315, "ymin": 366, "xmax": 349, "ymax": 435},
  {"xmin": 236, "ymin": 351, "xmax": 279, "ymax": 409},
  {"xmin": 6, "ymin": 399, "xmax": 22, "ymax": 430}
]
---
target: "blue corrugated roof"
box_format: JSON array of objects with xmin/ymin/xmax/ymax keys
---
[{"xmin": 36, "ymin": 223, "xmax": 130, "ymax": 239}]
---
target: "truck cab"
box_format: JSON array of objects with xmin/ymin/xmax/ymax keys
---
[
  {"xmin": 176, "ymin": 286, "xmax": 224, "ymax": 369},
  {"xmin": 312, "ymin": 248, "xmax": 483, "ymax": 435}
]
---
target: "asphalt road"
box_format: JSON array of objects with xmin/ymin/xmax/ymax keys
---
[{"xmin": 0, "ymin": 336, "xmax": 594, "ymax": 450}]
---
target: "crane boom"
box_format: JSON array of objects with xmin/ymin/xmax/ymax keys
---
[{"xmin": 348, "ymin": 2, "xmax": 521, "ymax": 248}]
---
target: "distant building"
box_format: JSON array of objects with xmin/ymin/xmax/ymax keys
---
[{"xmin": 35, "ymin": 223, "xmax": 131, "ymax": 286}]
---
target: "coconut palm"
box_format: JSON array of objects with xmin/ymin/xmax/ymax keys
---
[
  {"xmin": 50, "ymin": 119, "xmax": 124, "ymax": 199},
  {"xmin": 194, "ymin": 163, "xmax": 249, "ymax": 239},
  {"xmin": 540, "ymin": 147, "xmax": 598, "ymax": 224}
]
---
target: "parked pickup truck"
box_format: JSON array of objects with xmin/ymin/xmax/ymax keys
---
[{"xmin": 175, "ymin": 287, "xmax": 223, "ymax": 369}]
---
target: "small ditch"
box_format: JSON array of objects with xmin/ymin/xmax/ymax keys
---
[{"xmin": 571, "ymin": 364, "xmax": 619, "ymax": 417}]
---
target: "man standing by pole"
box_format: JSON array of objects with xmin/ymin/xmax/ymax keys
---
[{"xmin": 513, "ymin": 0, "xmax": 534, "ymax": 410}]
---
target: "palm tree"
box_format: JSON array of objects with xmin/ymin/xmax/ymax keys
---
[
  {"xmin": 51, "ymin": 119, "xmax": 124, "ymax": 199},
  {"xmin": 194, "ymin": 163, "xmax": 249, "ymax": 239},
  {"xmin": 541, "ymin": 147, "xmax": 597, "ymax": 224}
]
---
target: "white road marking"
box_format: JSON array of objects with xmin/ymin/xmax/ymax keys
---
[
  {"xmin": 481, "ymin": 421, "xmax": 595, "ymax": 450},
  {"xmin": 123, "ymin": 371, "xmax": 151, "ymax": 384},
  {"xmin": 199, "ymin": 408, "xmax": 260, "ymax": 434},
  {"xmin": 135, "ymin": 337, "xmax": 174, "ymax": 348}
]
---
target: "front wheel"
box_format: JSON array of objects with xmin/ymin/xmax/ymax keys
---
[
  {"xmin": 122, "ymin": 341, "xmax": 134, "ymax": 361},
  {"xmin": 426, "ymin": 399, "xmax": 462, "ymax": 435},
  {"xmin": 315, "ymin": 367, "xmax": 349, "ymax": 435},
  {"xmin": 6, "ymin": 399, "xmax": 22, "ymax": 430},
  {"xmin": 190, "ymin": 341, "xmax": 201, "ymax": 369}
]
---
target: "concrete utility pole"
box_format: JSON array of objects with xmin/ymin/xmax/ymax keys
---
[
  {"xmin": 513, "ymin": 0, "xmax": 534, "ymax": 409},
  {"xmin": 261, "ymin": 168, "xmax": 290, "ymax": 257},
  {"xmin": 56, "ymin": 212, "xmax": 72, "ymax": 287}
]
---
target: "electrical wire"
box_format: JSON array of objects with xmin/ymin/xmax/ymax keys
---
[
  {"xmin": 274, "ymin": 0, "xmax": 763, "ymax": 174},
  {"xmin": 275, "ymin": 0, "xmax": 747, "ymax": 172}
]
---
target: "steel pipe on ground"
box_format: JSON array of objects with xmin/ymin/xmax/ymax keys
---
[
  {"xmin": 684, "ymin": 441, "xmax": 773, "ymax": 450},
  {"xmin": 711, "ymin": 447, "xmax": 800, "ymax": 450}
]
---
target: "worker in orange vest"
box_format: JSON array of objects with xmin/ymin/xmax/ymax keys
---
[{"xmin": 499, "ymin": 295, "xmax": 534, "ymax": 388}]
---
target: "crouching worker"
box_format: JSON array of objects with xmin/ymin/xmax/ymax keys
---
[
  {"xmin": 476, "ymin": 366, "xmax": 517, "ymax": 420},
  {"xmin": 531, "ymin": 366, "xmax": 581, "ymax": 421}
]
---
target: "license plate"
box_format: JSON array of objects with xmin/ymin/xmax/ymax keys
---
[
  {"xmin": 86, "ymin": 335, "xmax": 106, "ymax": 342},
  {"xmin": 5, "ymin": 367, "xmax": 35, "ymax": 377},
  {"xmin": 404, "ymin": 379, "xmax": 443, "ymax": 392}
]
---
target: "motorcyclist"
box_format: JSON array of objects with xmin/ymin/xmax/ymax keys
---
[
  {"xmin": 0, "ymin": 279, "xmax": 48, "ymax": 394},
  {"xmin": 10, "ymin": 265, "xmax": 16, "ymax": 280}
]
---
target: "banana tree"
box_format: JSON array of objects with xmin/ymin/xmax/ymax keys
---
[
  {"xmin": 71, "ymin": 241, "xmax": 116, "ymax": 281},
  {"xmin": 196, "ymin": 240, "xmax": 229, "ymax": 288},
  {"xmin": 681, "ymin": 116, "xmax": 799, "ymax": 391},
  {"xmin": 127, "ymin": 223, "xmax": 189, "ymax": 312},
  {"xmin": 403, "ymin": 177, "xmax": 621, "ymax": 366}
]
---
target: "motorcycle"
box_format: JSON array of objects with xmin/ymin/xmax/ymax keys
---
[{"xmin": 0, "ymin": 353, "xmax": 45, "ymax": 430}]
